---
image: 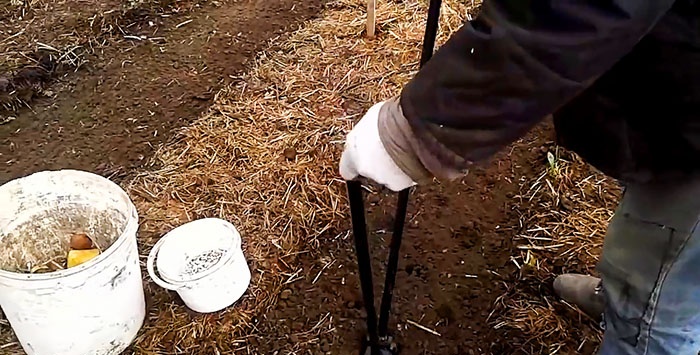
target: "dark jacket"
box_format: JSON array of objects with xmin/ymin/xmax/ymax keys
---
[{"xmin": 378, "ymin": 0, "xmax": 700, "ymax": 183}]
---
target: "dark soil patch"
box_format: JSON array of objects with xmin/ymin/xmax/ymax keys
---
[
  {"xmin": 0, "ymin": 0, "xmax": 325, "ymax": 184},
  {"xmin": 248, "ymin": 124, "xmax": 571, "ymax": 354}
]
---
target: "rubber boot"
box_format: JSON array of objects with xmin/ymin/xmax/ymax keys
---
[{"xmin": 553, "ymin": 274, "xmax": 605, "ymax": 322}]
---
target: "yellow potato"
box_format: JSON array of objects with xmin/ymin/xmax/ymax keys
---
[{"xmin": 67, "ymin": 249, "xmax": 100, "ymax": 268}]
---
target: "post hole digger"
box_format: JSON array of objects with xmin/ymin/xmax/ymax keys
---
[{"xmin": 344, "ymin": 0, "xmax": 441, "ymax": 353}]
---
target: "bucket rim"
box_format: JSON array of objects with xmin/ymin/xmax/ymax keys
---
[
  {"xmin": 0, "ymin": 169, "xmax": 139, "ymax": 281},
  {"xmin": 148, "ymin": 218, "xmax": 240, "ymax": 287}
]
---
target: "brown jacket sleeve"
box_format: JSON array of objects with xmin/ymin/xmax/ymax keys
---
[{"xmin": 379, "ymin": 0, "xmax": 676, "ymax": 182}]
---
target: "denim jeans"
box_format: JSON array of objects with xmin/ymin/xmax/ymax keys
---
[{"xmin": 598, "ymin": 177, "xmax": 700, "ymax": 355}]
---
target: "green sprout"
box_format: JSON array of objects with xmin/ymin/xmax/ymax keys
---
[{"xmin": 547, "ymin": 151, "xmax": 560, "ymax": 177}]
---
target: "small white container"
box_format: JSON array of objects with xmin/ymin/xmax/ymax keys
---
[
  {"xmin": 147, "ymin": 218, "xmax": 251, "ymax": 313},
  {"xmin": 0, "ymin": 170, "xmax": 145, "ymax": 355}
]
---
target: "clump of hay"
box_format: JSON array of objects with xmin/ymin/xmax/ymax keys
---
[
  {"xmin": 491, "ymin": 146, "xmax": 621, "ymax": 353},
  {"xmin": 126, "ymin": 0, "xmax": 477, "ymax": 352}
]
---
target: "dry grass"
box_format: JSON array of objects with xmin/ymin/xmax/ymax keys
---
[
  {"xmin": 124, "ymin": 0, "xmax": 476, "ymax": 352},
  {"xmin": 491, "ymin": 147, "xmax": 622, "ymax": 354}
]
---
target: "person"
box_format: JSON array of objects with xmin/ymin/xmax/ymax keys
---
[{"xmin": 339, "ymin": 1, "xmax": 700, "ymax": 354}]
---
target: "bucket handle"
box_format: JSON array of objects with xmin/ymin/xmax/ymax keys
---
[{"xmin": 147, "ymin": 236, "xmax": 186, "ymax": 291}]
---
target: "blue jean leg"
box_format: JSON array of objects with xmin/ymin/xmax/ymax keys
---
[{"xmin": 597, "ymin": 178, "xmax": 700, "ymax": 355}]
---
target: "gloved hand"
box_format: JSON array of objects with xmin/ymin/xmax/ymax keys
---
[{"xmin": 340, "ymin": 102, "xmax": 417, "ymax": 192}]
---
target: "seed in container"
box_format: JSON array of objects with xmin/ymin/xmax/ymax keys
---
[{"xmin": 70, "ymin": 233, "xmax": 94, "ymax": 250}]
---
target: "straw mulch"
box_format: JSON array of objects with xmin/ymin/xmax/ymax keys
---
[
  {"xmin": 491, "ymin": 147, "xmax": 622, "ymax": 354},
  {"xmin": 126, "ymin": 0, "xmax": 476, "ymax": 352}
]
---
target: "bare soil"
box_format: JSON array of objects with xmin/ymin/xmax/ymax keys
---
[
  {"xmin": 244, "ymin": 125, "xmax": 596, "ymax": 355},
  {"xmin": 0, "ymin": 0, "xmax": 325, "ymax": 184}
]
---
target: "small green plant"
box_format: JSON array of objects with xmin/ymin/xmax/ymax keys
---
[{"xmin": 547, "ymin": 150, "xmax": 560, "ymax": 177}]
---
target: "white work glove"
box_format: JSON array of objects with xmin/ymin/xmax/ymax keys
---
[{"xmin": 340, "ymin": 102, "xmax": 417, "ymax": 192}]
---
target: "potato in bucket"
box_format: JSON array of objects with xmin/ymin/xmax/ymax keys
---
[{"xmin": 0, "ymin": 170, "xmax": 145, "ymax": 355}]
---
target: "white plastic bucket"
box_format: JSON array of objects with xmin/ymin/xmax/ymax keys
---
[
  {"xmin": 0, "ymin": 170, "xmax": 145, "ymax": 355},
  {"xmin": 147, "ymin": 218, "xmax": 251, "ymax": 313}
]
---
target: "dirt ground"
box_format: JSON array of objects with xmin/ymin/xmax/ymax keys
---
[
  {"xmin": 0, "ymin": 0, "xmax": 610, "ymax": 354},
  {"xmin": 0, "ymin": 0, "xmax": 325, "ymax": 184},
  {"xmin": 246, "ymin": 125, "xmax": 578, "ymax": 355}
]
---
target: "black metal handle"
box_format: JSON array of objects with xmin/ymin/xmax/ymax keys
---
[
  {"xmin": 347, "ymin": 180, "xmax": 380, "ymax": 350},
  {"xmin": 348, "ymin": 182, "xmax": 410, "ymax": 354},
  {"xmin": 420, "ymin": 0, "xmax": 442, "ymax": 67},
  {"xmin": 377, "ymin": 188, "xmax": 410, "ymax": 337}
]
